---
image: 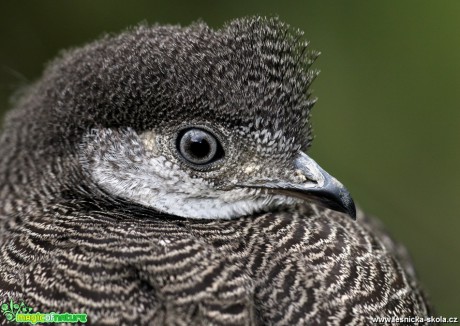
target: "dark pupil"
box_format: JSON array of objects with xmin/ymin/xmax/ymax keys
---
[
  {"xmin": 178, "ymin": 128, "xmax": 222, "ymax": 167},
  {"xmin": 189, "ymin": 136, "xmax": 210, "ymax": 158}
]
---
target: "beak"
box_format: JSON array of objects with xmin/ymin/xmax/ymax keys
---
[
  {"xmin": 291, "ymin": 152, "xmax": 356, "ymax": 219},
  {"xmin": 241, "ymin": 152, "xmax": 356, "ymax": 219}
]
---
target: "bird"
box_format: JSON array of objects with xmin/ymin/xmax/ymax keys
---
[{"xmin": 0, "ymin": 16, "xmax": 433, "ymax": 325}]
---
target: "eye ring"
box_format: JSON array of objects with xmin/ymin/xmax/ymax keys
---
[{"xmin": 176, "ymin": 128, "xmax": 224, "ymax": 168}]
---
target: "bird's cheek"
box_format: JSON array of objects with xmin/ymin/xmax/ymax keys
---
[{"xmin": 139, "ymin": 130, "xmax": 161, "ymax": 155}]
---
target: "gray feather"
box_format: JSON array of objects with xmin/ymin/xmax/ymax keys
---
[{"xmin": 0, "ymin": 16, "xmax": 433, "ymax": 325}]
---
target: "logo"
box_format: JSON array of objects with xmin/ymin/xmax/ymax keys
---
[{"xmin": 1, "ymin": 300, "xmax": 87, "ymax": 324}]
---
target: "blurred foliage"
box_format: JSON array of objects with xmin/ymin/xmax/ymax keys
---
[{"xmin": 0, "ymin": 0, "xmax": 459, "ymax": 315}]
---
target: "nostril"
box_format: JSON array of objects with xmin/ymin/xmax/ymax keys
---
[{"xmin": 294, "ymin": 169, "xmax": 311, "ymax": 183}]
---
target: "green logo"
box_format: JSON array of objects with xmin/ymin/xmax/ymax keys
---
[{"xmin": 1, "ymin": 300, "xmax": 87, "ymax": 324}]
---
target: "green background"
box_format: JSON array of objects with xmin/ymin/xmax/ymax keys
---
[{"xmin": 0, "ymin": 0, "xmax": 458, "ymax": 316}]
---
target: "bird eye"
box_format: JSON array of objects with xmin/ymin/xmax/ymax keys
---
[{"xmin": 177, "ymin": 128, "xmax": 224, "ymax": 167}]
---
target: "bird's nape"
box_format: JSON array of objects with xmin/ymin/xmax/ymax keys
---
[{"xmin": 0, "ymin": 16, "xmax": 434, "ymax": 325}]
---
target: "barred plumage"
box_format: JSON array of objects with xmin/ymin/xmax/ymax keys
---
[{"xmin": 0, "ymin": 17, "xmax": 432, "ymax": 325}]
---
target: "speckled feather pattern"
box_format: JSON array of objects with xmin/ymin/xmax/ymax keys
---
[
  {"xmin": 0, "ymin": 200, "xmax": 430, "ymax": 325},
  {"xmin": 0, "ymin": 17, "xmax": 432, "ymax": 325}
]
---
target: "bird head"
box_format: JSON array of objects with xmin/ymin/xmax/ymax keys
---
[{"xmin": 10, "ymin": 17, "xmax": 355, "ymax": 219}]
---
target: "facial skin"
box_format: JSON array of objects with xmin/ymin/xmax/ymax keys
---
[
  {"xmin": 80, "ymin": 122, "xmax": 354, "ymax": 219},
  {"xmin": 2, "ymin": 17, "xmax": 355, "ymax": 220}
]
